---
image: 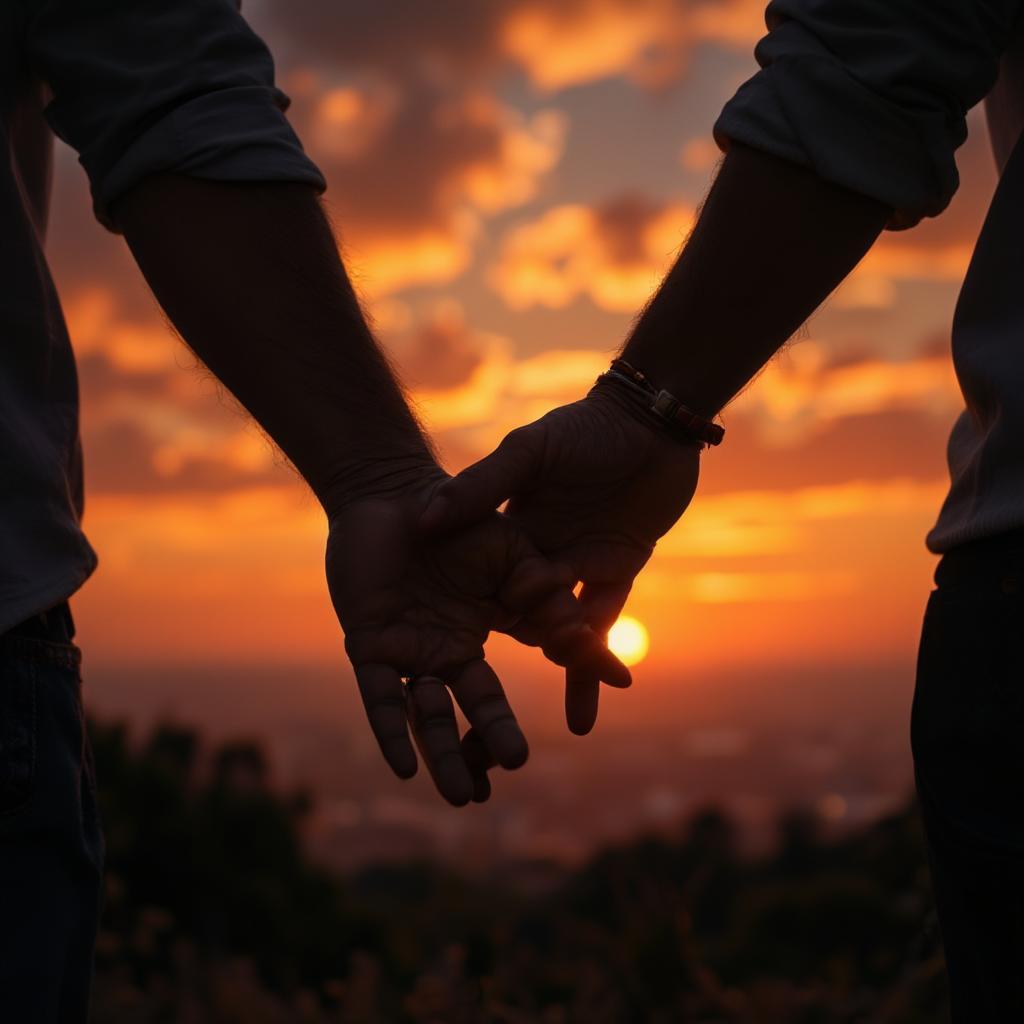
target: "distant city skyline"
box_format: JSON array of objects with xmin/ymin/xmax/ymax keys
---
[{"xmin": 86, "ymin": 656, "xmax": 915, "ymax": 869}]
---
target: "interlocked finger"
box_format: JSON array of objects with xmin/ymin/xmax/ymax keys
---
[
  {"xmin": 354, "ymin": 663, "xmax": 418, "ymax": 779},
  {"xmin": 565, "ymin": 580, "xmax": 633, "ymax": 735},
  {"xmin": 527, "ymin": 587, "xmax": 632, "ymax": 688},
  {"xmin": 405, "ymin": 676, "xmax": 474, "ymax": 806},
  {"xmin": 449, "ymin": 659, "xmax": 529, "ymax": 771},
  {"xmin": 498, "ymin": 554, "xmax": 575, "ymax": 616}
]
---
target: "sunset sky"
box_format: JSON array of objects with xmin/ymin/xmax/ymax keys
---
[{"xmin": 52, "ymin": 0, "xmax": 998, "ymax": 719}]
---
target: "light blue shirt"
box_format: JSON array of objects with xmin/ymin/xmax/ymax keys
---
[
  {"xmin": 0, "ymin": 0, "xmax": 324, "ymax": 633},
  {"xmin": 715, "ymin": 1, "xmax": 1024, "ymax": 552}
]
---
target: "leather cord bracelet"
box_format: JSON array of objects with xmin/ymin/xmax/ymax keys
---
[{"xmin": 594, "ymin": 358, "xmax": 725, "ymax": 448}]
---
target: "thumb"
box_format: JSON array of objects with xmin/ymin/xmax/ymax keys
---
[{"xmin": 420, "ymin": 425, "xmax": 544, "ymax": 534}]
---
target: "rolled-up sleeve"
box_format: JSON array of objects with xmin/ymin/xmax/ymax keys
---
[
  {"xmin": 24, "ymin": 0, "xmax": 326, "ymax": 231},
  {"xmin": 714, "ymin": 1, "xmax": 1023, "ymax": 228}
]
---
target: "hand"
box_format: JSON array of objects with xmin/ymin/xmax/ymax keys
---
[
  {"xmin": 326, "ymin": 472, "xmax": 630, "ymax": 806},
  {"xmin": 420, "ymin": 386, "xmax": 701, "ymax": 734}
]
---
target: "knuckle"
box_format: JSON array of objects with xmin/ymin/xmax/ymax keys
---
[
  {"xmin": 463, "ymin": 692, "xmax": 508, "ymax": 715},
  {"xmin": 415, "ymin": 713, "xmax": 456, "ymax": 733}
]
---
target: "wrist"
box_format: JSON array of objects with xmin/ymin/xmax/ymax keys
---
[
  {"xmin": 579, "ymin": 384, "xmax": 704, "ymax": 466},
  {"xmin": 617, "ymin": 344, "xmax": 721, "ymax": 420},
  {"xmin": 590, "ymin": 360, "xmax": 723, "ymax": 449},
  {"xmin": 316, "ymin": 451, "xmax": 446, "ymax": 522}
]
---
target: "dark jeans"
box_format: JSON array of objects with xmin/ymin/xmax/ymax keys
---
[
  {"xmin": 913, "ymin": 533, "xmax": 1024, "ymax": 1021},
  {"xmin": 0, "ymin": 603, "xmax": 103, "ymax": 1023}
]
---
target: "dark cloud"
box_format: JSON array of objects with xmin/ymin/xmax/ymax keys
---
[
  {"xmin": 396, "ymin": 313, "xmax": 485, "ymax": 391},
  {"xmin": 820, "ymin": 332, "xmax": 951, "ymax": 371},
  {"xmin": 592, "ymin": 193, "xmax": 674, "ymax": 265},
  {"xmin": 309, "ymin": 82, "xmax": 513, "ymax": 240},
  {"xmin": 77, "ymin": 350, "xmax": 173, "ymax": 402},
  {"xmin": 257, "ymin": 2, "xmax": 506, "ymax": 80},
  {"xmin": 83, "ymin": 417, "xmax": 288, "ymax": 496},
  {"xmin": 256, "ymin": 0, "xmax": 756, "ymax": 93}
]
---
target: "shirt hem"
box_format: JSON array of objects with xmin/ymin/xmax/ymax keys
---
[{"xmin": 0, "ymin": 553, "xmax": 98, "ymax": 637}]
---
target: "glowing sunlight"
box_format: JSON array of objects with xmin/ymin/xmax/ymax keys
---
[{"xmin": 607, "ymin": 615, "xmax": 650, "ymax": 667}]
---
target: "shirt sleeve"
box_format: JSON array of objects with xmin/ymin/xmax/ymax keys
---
[
  {"xmin": 713, "ymin": 0, "xmax": 1024, "ymax": 229},
  {"xmin": 23, "ymin": 0, "xmax": 326, "ymax": 232}
]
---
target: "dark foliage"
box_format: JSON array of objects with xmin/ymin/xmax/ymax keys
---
[{"xmin": 88, "ymin": 719, "xmax": 949, "ymax": 1023}]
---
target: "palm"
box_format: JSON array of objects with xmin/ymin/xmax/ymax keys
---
[{"xmin": 328, "ymin": 499, "xmax": 525, "ymax": 676}]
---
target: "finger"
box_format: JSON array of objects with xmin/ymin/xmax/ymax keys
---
[
  {"xmin": 496, "ymin": 537, "xmax": 574, "ymax": 649},
  {"xmin": 405, "ymin": 677, "xmax": 474, "ymax": 807},
  {"xmin": 581, "ymin": 580, "xmax": 634, "ymax": 634},
  {"xmin": 460, "ymin": 727, "xmax": 494, "ymax": 803},
  {"xmin": 527, "ymin": 587, "xmax": 632, "ymax": 688},
  {"xmin": 548, "ymin": 627, "xmax": 632, "ymax": 689},
  {"xmin": 495, "ymin": 553, "xmax": 573, "ymax": 647},
  {"xmin": 565, "ymin": 669, "xmax": 601, "ymax": 737},
  {"xmin": 499, "ymin": 554, "xmax": 576, "ymax": 617},
  {"xmin": 354, "ymin": 663, "xmax": 417, "ymax": 780},
  {"xmin": 449, "ymin": 660, "xmax": 529, "ymax": 771},
  {"xmin": 419, "ymin": 425, "xmax": 544, "ymax": 535},
  {"xmin": 564, "ymin": 581, "xmax": 634, "ymax": 735},
  {"xmin": 502, "ymin": 618, "xmax": 545, "ymax": 647}
]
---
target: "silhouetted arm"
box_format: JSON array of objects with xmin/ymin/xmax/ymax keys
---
[
  {"xmin": 621, "ymin": 143, "xmax": 890, "ymax": 417},
  {"xmin": 115, "ymin": 175, "xmax": 435, "ymax": 515},
  {"xmin": 637, "ymin": 0, "xmax": 1022, "ymax": 415}
]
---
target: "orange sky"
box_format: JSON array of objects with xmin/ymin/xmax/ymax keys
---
[{"xmin": 48, "ymin": 0, "xmax": 999, "ymax": 713}]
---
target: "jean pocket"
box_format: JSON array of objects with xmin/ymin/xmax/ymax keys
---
[{"xmin": 0, "ymin": 657, "xmax": 37, "ymax": 815}]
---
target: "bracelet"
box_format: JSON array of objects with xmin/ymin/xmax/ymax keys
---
[{"xmin": 595, "ymin": 358, "xmax": 725, "ymax": 448}]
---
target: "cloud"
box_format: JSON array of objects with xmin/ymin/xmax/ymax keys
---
[
  {"xmin": 407, "ymin": 331, "xmax": 959, "ymax": 493},
  {"xmin": 490, "ymin": 194, "xmax": 693, "ymax": 311},
  {"xmin": 501, "ymin": 0, "xmax": 764, "ymax": 92},
  {"xmin": 680, "ymin": 570, "xmax": 858, "ymax": 603},
  {"xmin": 700, "ymin": 406, "xmax": 954, "ymax": 497},
  {"xmin": 834, "ymin": 242, "xmax": 975, "ymax": 310},
  {"xmin": 67, "ymin": 287, "xmax": 292, "ymax": 497},
  {"xmin": 66, "ymin": 287, "xmax": 182, "ymax": 373},
  {"xmin": 302, "ymin": 79, "xmax": 566, "ymax": 295},
  {"xmin": 82, "ymin": 416, "xmax": 286, "ymax": 496},
  {"xmin": 249, "ymin": 0, "xmax": 767, "ymax": 295},
  {"xmin": 77, "ymin": 350, "xmax": 171, "ymax": 402},
  {"xmin": 413, "ymin": 343, "xmax": 608, "ymax": 437},
  {"xmin": 261, "ymin": 0, "xmax": 765, "ymax": 94},
  {"xmin": 730, "ymin": 342, "xmax": 961, "ymax": 444},
  {"xmin": 386, "ymin": 301, "xmax": 488, "ymax": 391},
  {"xmin": 259, "ymin": 2, "xmax": 506, "ymax": 82},
  {"xmin": 658, "ymin": 478, "xmax": 947, "ymax": 559},
  {"xmin": 680, "ymin": 136, "xmax": 722, "ymax": 173}
]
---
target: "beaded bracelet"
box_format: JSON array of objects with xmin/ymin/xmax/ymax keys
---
[{"xmin": 595, "ymin": 358, "xmax": 725, "ymax": 448}]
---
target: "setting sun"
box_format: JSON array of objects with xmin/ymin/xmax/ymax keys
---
[{"xmin": 607, "ymin": 615, "xmax": 650, "ymax": 667}]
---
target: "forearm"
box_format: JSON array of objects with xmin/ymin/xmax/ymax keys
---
[
  {"xmin": 114, "ymin": 174, "xmax": 435, "ymax": 516},
  {"xmin": 622, "ymin": 143, "xmax": 892, "ymax": 417}
]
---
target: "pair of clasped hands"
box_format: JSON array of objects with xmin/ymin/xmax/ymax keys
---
[{"xmin": 326, "ymin": 384, "xmax": 702, "ymax": 806}]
